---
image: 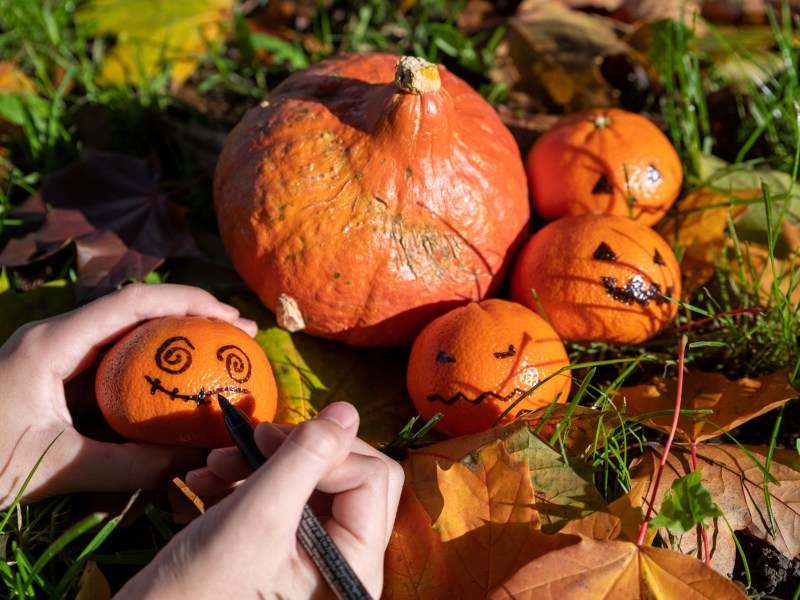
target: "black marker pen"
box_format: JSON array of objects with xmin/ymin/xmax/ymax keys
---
[{"xmin": 216, "ymin": 394, "xmax": 372, "ymax": 600}]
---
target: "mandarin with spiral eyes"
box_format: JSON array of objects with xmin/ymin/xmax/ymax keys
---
[{"xmin": 95, "ymin": 316, "xmax": 277, "ymax": 448}]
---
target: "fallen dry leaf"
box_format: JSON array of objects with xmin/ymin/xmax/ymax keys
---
[
  {"xmin": 75, "ymin": 561, "xmax": 111, "ymax": 600},
  {"xmin": 77, "ymin": 0, "xmax": 234, "ymax": 86},
  {"xmin": 0, "ymin": 62, "xmax": 34, "ymax": 94},
  {"xmin": 384, "ymin": 437, "xmax": 579, "ymax": 599},
  {"xmin": 619, "ymin": 368, "xmax": 796, "ymax": 443},
  {"xmin": 559, "ymin": 479, "xmax": 649, "ymax": 543},
  {"xmin": 404, "ymin": 419, "xmax": 607, "ymax": 534},
  {"xmin": 612, "ymin": 0, "xmax": 704, "ymax": 28},
  {"xmin": 0, "ymin": 150, "xmax": 201, "ymax": 298},
  {"xmin": 488, "ymin": 536, "xmax": 746, "ymax": 599},
  {"xmin": 495, "ymin": 1, "xmax": 631, "ymax": 111},
  {"xmin": 656, "ymin": 187, "xmax": 754, "ymax": 298},
  {"xmin": 631, "ymin": 443, "xmax": 800, "ymax": 578},
  {"xmin": 734, "ymin": 240, "xmax": 800, "ymax": 306}
]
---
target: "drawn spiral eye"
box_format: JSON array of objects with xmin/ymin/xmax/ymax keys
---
[
  {"xmin": 155, "ymin": 336, "xmax": 195, "ymax": 374},
  {"xmin": 216, "ymin": 345, "xmax": 252, "ymax": 384}
]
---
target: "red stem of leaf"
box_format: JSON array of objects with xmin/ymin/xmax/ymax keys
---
[
  {"xmin": 668, "ymin": 307, "xmax": 763, "ymax": 333},
  {"xmin": 637, "ymin": 335, "xmax": 688, "ymax": 547},
  {"xmin": 691, "ymin": 442, "xmax": 712, "ymax": 565}
]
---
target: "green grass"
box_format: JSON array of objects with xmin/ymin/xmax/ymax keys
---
[{"xmin": 1, "ymin": 0, "xmax": 799, "ymax": 596}]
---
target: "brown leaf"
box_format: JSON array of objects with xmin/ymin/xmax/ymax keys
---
[
  {"xmin": 612, "ymin": 0, "xmax": 704, "ymax": 29},
  {"xmin": 656, "ymin": 187, "xmax": 754, "ymax": 298},
  {"xmin": 76, "ymin": 561, "xmax": 111, "ymax": 600},
  {"xmin": 619, "ymin": 369, "xmax": 796, "ymax": 443},
  {"xmin": 631, "ymin": 444, "xmax": 800, "ymax": 574},
  {"xmin": 384, "ymin": 437, "xmax": 580, "ymax": 599},
  {"xmin": 404, "ymin": 420, "xmax": 607, "ymax": 534},
  {"xmin": 0, "ymin": 62, "xmax": 34, "ymax": 94},
  {"xmin": 733, "ymin": 240, "xmax": 800, "ymax": 306},
  {"xmin": 560, "ymin": 479, "xmax": 649, "ymax": 543},
  {"xmin": 496, "ymin": 1, "xmax": 631, "ymax": 111},
  {"xmin": 488, "ymin": 537, "xmax": 747, "ymax": 599},
  {"xmin": 0, "ymin": 150, "xmax": 201, "ymax": 298}
]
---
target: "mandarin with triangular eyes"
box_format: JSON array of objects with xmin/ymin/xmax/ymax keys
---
[
  {"xmin": 407, "ymin": 299, "xmax": 572, "ymax": 437},
  {"xmin": 526, "ymin": 108, "xmax": 682, "ymax": 226},
  {"xmin": 510, "ymin": 215, "xmax": 681, "ymax": 344},
  {"xmin": 96, "ymin": 316, "xmax": 277, "ymax": 448}
]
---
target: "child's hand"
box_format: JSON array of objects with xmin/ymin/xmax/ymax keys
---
[
  {"xmin": 116, "ymin": 402, "xmax": 404, "ymax": 600},
  {"xmin": 0, "ymin": 283, "xmax": 257, "ymax": 509}
]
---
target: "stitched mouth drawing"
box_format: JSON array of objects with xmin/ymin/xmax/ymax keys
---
[
  {"xmin": 426, "ymin": 344, "xmax": 535, "ymax": 406},
  {"xmin": 427, "ymin": 387, "xmax": 528, "ymax": 405},
  {"xmin": 143, "ymin": 336, "xmax": 253, "ymax": 406}
]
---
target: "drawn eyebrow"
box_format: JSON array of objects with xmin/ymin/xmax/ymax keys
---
[{"xmin": 493, "ymin": 344, "xmax": 516, "ymax": 359}]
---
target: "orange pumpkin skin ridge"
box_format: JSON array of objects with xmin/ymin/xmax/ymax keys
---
[
  {"xmin": 407, "ymin": 299, "xmax": 572, "ymax": 437},
  {"xmin": 510, "ymin": 215, "xmax": 682, "ymax": 345},
  {"xmin": 96, "ymin": 316, "xmax": 278, "ymax": 448},
  {"xmin": 527, "ymin": 108, "xmax": 683, "ymax": 226},
  {"xmin": 214, "ymin": 53, "xmax": 529, "ymax": 347}
]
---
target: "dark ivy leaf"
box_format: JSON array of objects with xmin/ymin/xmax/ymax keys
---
[
  {"xmin": 648, "ymin": 470, "xmax": 723, "ymax": 534},
  {"xmin": 0, "ymin": 149, "xmax": 200, "ymax": 298}
]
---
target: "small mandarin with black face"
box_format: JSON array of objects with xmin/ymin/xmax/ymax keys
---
[
  {"xmin": 526, "ymin": 107, "xmax": 683, "ymax": 226},
  {"xmin": 510, "ymin": 215, "xmax": 681, "ymax": 345},
  {"xmin": 406, "ymin": 299, "xmax": 572, "ymax": 437},
  {"xmin": 96, "ymin": 316, "xmax": 277, "ymax": 448}
]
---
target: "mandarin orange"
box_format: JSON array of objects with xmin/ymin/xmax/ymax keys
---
[
  {"xmin": 510, "ymin": 215, "xmax": 681, "ymax": 344},
  {"xmin": 406, "ymin": 299, "xmax": 572, "ymax": 437},
  {"xmin": 96, "ymin": 316, "xmax": 277, "ymax": 448},
  {"xmin": 526, "ymin": 108, "xmax": 683, "ymax": 226}
]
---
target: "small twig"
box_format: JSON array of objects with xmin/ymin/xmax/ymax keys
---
[{"xmin": 637, "ymin": 334, "xmax": 688, "ymax": 547}]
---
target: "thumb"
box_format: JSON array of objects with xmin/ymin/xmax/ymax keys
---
[
  {"xmin": 234, "ymin": 403, "xmax": 359, "ymax": 532},
  {"xmin": 51, "ymin": 436, "xmax": 202, "ymax": 496}
]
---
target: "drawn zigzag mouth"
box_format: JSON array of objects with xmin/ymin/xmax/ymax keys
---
[
  {"xmin": 426, "ymin": 388, "xmax": 527, "ymax": 406},
  {"xmin": 144, "ymin": 375, "xmax": 251, "ymax": 406}
]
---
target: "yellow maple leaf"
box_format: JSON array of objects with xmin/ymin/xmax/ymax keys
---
[{"xmin": 77, "ymin": 0, "xmax": 233, "ymax": 86}]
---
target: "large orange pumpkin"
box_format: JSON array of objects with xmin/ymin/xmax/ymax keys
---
[
  {"xmin": 526, "ymin": 108, "xmax": 683, "ymax": 226},
  {"xmin": 214, "ymin": 54, "xmax": 529, "ymax": 347},
  {"xmin": 510, "ymin": 215, "xmax": 681, "ymax": 344}
]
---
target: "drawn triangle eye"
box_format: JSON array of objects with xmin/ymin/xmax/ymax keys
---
[
  {"xmin": 653, "ymin": 249, "xmax": 665, "ymax": 265},
  {"xmin": 436, "ymin": 351, "xmax": 456, "ymax": 364},
  {"xmin": 592, "ymin": 174, "xmax": 613, "ymax": 194},
  {"xmin": 593, "ymin": 242, "xmax": 619, "ymax": 261}
]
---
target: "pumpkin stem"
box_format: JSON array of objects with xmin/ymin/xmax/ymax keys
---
[
  {"xmin": 394, "ymin": 56, "xmax": 441, "ymax": 94},
  {"xmin": 593, "ymin": 114, "xmax": 612, "ymax": 129}
]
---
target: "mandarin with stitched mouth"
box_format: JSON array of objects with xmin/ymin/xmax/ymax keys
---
[
  {"xmin": 95, "ymin": 316, "xmax": 277, "ymax": 448},
  {"xmin": 407, "ymin": 299, "xmax": 572, "ymax": 437}
]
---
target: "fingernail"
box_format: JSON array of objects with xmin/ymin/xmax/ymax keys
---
[
  {"xmin": 317, "ymin": 402, "xmax": 358, "ymax": 429},
  {"xmin": 185, "ymin": 468, "xmax": 212, "ymax": 485},
  {"xmin": 209, "ymin": 447, "xmax": 240, "ymax": 460}
]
